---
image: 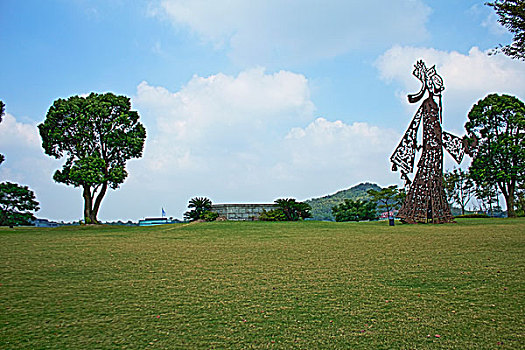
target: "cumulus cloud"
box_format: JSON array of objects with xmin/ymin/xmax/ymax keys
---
[
  {"xmin": 375, "ymin": 46, "xmax": 525, "ymax": 132},
  {"xmin": 134, "ymin": 67, "xmax": 315, "ymax": 173},
  {"xmin": 154, "ymin": 0, "xmax": 431, "ymax": 64},
  {"xmin": 128, "ymin": 68, "xmax": 401, "ymax": 218},
  {"xmin": 0, "ymin": 70, "xmax": 403, "ymax": 221},
  {"xmin": 280, "ymin": 118, "xmax": 399, "ymax": 193},
  {"xmin": 0, "ymin": 113, "xmax": 81, "ymax": 221}
]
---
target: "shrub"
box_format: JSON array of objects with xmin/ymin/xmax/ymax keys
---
[
  {"xmin": 203, "ymin": 211, "xmax": 219, "ymax": 222},
  {"xmin": 258, "ymin": 209, "xmax": 286, "ymax": 221}
]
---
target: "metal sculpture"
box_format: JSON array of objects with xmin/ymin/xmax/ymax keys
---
[{"xmin": 391, "ymin": 60, "xmax": 467, "ymax": 224}]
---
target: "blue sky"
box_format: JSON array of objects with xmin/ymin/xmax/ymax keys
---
[{"xmin": 1, "ymin": 0, "xmax": 524, "ymax": 221}]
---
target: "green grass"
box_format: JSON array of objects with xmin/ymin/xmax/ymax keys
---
[{"xmin": 1, "ymin": 219, "xmax": 523, "ymax": 349}]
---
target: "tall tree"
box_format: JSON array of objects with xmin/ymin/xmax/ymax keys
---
[
  {"xmin": 465, "ymin": 94, "xmax": 525, "ymax": 217},
  {"xmin": 443, "ymin": 168, "xmax": 475, "ymax": 215},
  {"xmin": 0, "ymin": 182, "xmax": 40, "ymax": 226},
  {"xmin": 487, "ymin": 0, "xmax": 525, "ymax": 60},
  {"xmin": 0, "ymin": 100, "xmax": 5, "ymax": 165},
  {"xmin": 38, "ymin": 93, "xmax": 146, "ymax": 224},
  {"xmin": 367, "ymin": 185, "xmax": 405, "ymax": 220},
  {"xmin": 184, "ymin": 197, "xmax": 213, "ymax": 221}
]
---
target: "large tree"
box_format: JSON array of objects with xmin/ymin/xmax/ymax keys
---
[
  {"xmin": 465, "ymin": 93, "xmax": 524, "ymax": 217},
  {"xmin": 38, "ymin": 93, "xmax": 146, "ymax": 224},
  {"xmin": 0, "ymin": 182, "xmax": 39, "ymax": 226},
  {"xmin": 487, "ymin": 0, "xmax": 525, "ymax": 60}
]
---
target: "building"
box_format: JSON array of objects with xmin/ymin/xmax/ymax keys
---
[
  {"xmin": 138, "ymin": 217, "xmax": 180, "ymax": 226},
  {"xmin": 32, "ymin": 218, "xmax": 60, "ymax": 227},
  {"xmin": 211, "ymin": 204, "xmax": 276, "ymax": 221}
]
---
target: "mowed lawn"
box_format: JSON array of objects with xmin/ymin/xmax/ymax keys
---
[{"xmin": 0, "ymin": 219, "xmax": 523, "ymax": 349}]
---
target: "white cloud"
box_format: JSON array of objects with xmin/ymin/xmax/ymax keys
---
[
  {"xmin": 129, "ymin": 69, "xmax": 401, "ymax": 219},
  {"xmin": 375, "ymin": 46, "xmax": 525, "ymax": 132},
  {"xmin": 154, "ymin": 0, "xmax": 431, "ymax": 64},
  {"xmin": 134, "ymin": 67, "xmax": 315, "ymax": 173},
  {"xmin": 280, "ymin": 117, "xmax": 400, "ymax": 192},
  {"xmin": 0, "ymin": 70, "xmax": 404, "ymax": 222},
  {"xmin": 0, "ymin": 113, "xmax": 81, "ymax": 221}
]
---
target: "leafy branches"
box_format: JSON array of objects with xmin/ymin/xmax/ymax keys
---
[
  {"xmin": 367, "ymin": 185, "xmax": 405, "ymax": 219},
  {"xmin": 259, "ymin": 198, "xmax": 312, "ymax": 221},
  {"xmin": 184, "ymin": 197, "xmax": 213, "ymax": 221},
  {"xmin": 38, "ymin": 93, "xmax": 146, "ymax": 224},
  {"xmin": 443, "ymin": 168, "xmax": 475, "ymax": 215},
  {"xmin": 0, "ymin": 182, "xmax": 40, "ymax": 226},
  {"xmin": 487, "ymin": 0, "xmax": 525, "ymax": 60},
  {"xmin": 331, "ymin": 199, "xmax": 377, "ymax": 222},
  {"xmin": 465, "ymin": 93, "xmax": 525, "ymax": 217}
]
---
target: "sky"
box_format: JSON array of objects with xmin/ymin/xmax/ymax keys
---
[{"xmin": 1, "ymin": 0, "xmax": 524, "ymax": 221}]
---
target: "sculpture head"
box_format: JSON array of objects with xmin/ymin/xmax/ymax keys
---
[{"xmin": 408, "ymin": 60, "xmax": 444, "ymax": 103}]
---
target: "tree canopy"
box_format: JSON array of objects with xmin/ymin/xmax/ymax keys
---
[
  {"xmin": 487, "ymin": 0, "xmax": 525, "ymax": 60},
  {"xmin": 259, "ymin": 198, "xmax": 312, "ymax": 221},
  {"xmin": 184, "ymin": 197, "xmax": 213, "ymax": 221},
  {"xmin": 0, "ymin": 182, "xmax": 40, "ymax": 226},
  {"xmin": 38, "ymin": 93, "xmax": 146, "ymax": 224},
  {"xmin": 367, "ymin": 185, "xmax": 405, "ymax": 219},
  {"xmin": 465, "ymin": 93, "xmax": 524, "ymax": 217},
  {"xmin": 331, "ymin": 199, "xmax": 377, "ymax": 222}
]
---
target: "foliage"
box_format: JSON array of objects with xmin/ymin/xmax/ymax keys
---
[
  {"xmin": 443, "ymin": 168, "xmax": 475, "ymax": 215},
  {"xmin": 203, "ymin": 211, "xmax": 219, "ymax": 222},
  {"xmin": 0, "ymin": 100, "xmax": 4, "ymax": 165},
  {"xmin": 331, "ymin": 198, "xmax": 377, "ymax": 222},
  {"xmin": 487, "ymin": 0, "xmax": 525, "ymax": 60},
  {"xmin": 472, "ymin": 179, "xmax": 500, "ymax": 214},
  {"xmin": 258, "ymin": 208, "xmax": 287, "ymax": 221},
  {"xmin": 38, "ymin": 93, "xmax": 146, "ymax": 224},
  {"xmin": 306, "ymin": 182, "xmax": 381, "ymax": 221},
  {"xmin": 515, "ymin": 180, "xmax": 525, "ymax": 216},
  {"xmin": 367, "ymin": 185, "xmax": 405, "ymax": 219},
  {"xmin": 183, "ymin": 197, "xmax": 213, "ymax": 221},
  {"xmin": 465, "ymin": 93, "xmax": 525, "ymax": 217},
  {"xmin": 274, "ymin": 198, "xmax": 312, "ymax": 221},
  {"xmin": 0, "ymin": 182, "xmax": 39, "ymax": 226}
]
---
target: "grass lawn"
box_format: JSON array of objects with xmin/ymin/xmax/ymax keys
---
[{"xmin": 0, "ymin": 218, "xmax": 523, "ymax": 349}]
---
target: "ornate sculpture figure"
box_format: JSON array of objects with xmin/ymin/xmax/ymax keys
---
[{"xmin": 391, "ymin": 61, "xmax": 466, "ymax": 224}]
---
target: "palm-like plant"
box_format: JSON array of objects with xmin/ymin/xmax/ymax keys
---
[
  {"xmin": 184, "ymin": 197, "xmax": 212, "ymax": 221},
  {"xmin": 274, "ymin": 198, "xmax": 312, "ymax": 221}
]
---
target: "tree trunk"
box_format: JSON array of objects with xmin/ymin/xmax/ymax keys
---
[
  {"xmin": 92, "ymin": 181, "xmax": 108, "ymax": 224},
  {"xmin": 506, "ymin": 187, "xmax": 516, "ymax": 218},
  {"xmin": 500, "ymin": 180, "xmax": 516, "ymax": 218},
  {"xmin": 83, "ymin": 186, "xmax": 95, "ymax": 224}
]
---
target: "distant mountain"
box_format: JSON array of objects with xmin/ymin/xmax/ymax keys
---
[{"xmin": 305, "ymin": 182, "xmax": 382, "ymax": 221}]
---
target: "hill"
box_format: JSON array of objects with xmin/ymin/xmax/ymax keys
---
[{"xmin": 305, "ymin": 182, "xmax": 381, "ymax": 221}]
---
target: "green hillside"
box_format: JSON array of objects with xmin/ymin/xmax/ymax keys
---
[{"xmin": 305, "ymin": 182, "xmax": 381, "ymax": 221}]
